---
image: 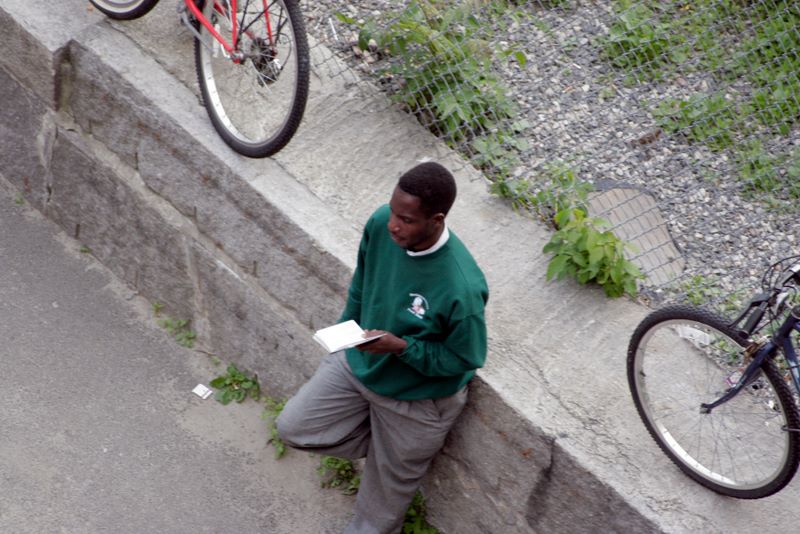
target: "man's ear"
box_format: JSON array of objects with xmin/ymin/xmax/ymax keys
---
[{"xmin": 431, "ymin": 213, "xmax": 445, "ymax": 225}]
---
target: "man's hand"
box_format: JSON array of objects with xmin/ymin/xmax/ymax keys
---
[{"xmin": 357, "ymin": 330, "xmax": 408, "ymax": 355}]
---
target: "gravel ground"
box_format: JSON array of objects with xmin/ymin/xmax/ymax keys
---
[{"xmin": 302, "ymin": 0, "xmax": 800, "ymax": 310}]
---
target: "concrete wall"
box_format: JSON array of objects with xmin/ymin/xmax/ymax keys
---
[{"xmin": 3, "ymin": 2, "xmax": 798, "ymax": 533}]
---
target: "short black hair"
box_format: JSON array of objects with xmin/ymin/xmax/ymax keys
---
[{"xmin": 397, "ymin": 162, "xmax": 457, "ymax": 216}]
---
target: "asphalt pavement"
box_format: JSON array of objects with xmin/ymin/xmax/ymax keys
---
[{"xmin": 0, "ymin": 180, "xmax": 352, "ymax": 533}]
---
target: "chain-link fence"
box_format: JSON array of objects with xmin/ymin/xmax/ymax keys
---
[{"xmin": 301, "ymin": 0, "xmax": 800, "ymax": 313}]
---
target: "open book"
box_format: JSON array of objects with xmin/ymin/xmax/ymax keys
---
[{"xmin": 312, "ymin": 320, "xmax": 385, "ymax": 353}]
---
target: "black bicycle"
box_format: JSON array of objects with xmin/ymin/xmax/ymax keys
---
[{"xmin": 628, "ymin": 256, "xmax": 800, "ymax": 498}]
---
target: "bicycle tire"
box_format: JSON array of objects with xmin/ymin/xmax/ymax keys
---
[
  {"xmin": 89, "ymin": 0, "xmax": 160, "ymax": 20},
  {"xmin": 627, "ymin": 304, "xmax": 800, "ymax": 498},
  {"xmin": 194, "ymin": 0, "xmax": 309, "ymax": 158}
]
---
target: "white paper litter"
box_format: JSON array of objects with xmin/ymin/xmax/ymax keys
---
[{"xmin": 192, "ymin": 384, "xmax": 214, "ymax": 399}]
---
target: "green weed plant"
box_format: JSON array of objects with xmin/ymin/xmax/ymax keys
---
[
  {"xmin": 653, "ymin": 93, "xmax": 738, "ymax": 150},
  {"xmin": 318, "ymin": 456, "xmax": 361, "ymax": 495},
  {"xmin": 349, "ymin": 0, "xmax": 528, "ymax": 178},
  {"xmin": 493, "ymin": 163, "xmax": 641, "ymax": 298},
  {"xmin": 210, "ymin": 364, "xmax": 261, "ymax": 405},
  {"xmin": 158, "ymin": 317, "xmax": 197, "ymax": 348},
  {"xmin": 738, "ymin": 2, "xmax": 800, "ymax": 135},
  {"xmin": 491, "ymin": 162, "xmax": 591, "ymax": 222},
  {"xmin": 602, "ymin": 2, "xmax": 677, "ymax": 81},
  {"xmin": 735, "ymin": 141, "xmax": 800, "ymax": 203},
  {"xmin": 314, "ymin": 457, "xmax": 439, "ymax": 532},
  {"xmin": 679, "ymin": 274, "xmax": 745, "ymax": 316},
  {"xmin": 544, "ymin": 208, "xmax": 642, "ymax": 298},
  {"xmin": 261, "ymin": 397, "xmax": 287, "ymax": 459},
  {"xmin": 597, "ymin": 0, "xmax": 800, "ymax": 218},
  {"xmin": 403, "ymin": 492, "xmax": 439, "ymax": 534},
  {"xmin": 152, "ymin": 301, "xmax": 196, "ymax": 348}
]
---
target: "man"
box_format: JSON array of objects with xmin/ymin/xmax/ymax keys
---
[{"xmin": 276, "ymin": 161, "xmax": 488, "ymax": 533}]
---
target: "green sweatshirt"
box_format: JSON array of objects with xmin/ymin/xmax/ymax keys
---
[{"xmin": 340, "ymin": 205, "xmax": 489, "ymax": 400}]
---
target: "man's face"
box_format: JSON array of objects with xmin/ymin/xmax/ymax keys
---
[{"xmin": 387, "ymin": 186, "xmax": 444, "ymax": 252}]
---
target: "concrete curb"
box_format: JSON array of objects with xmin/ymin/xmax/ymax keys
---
[{"xmin": 2, "ymin": 2, "xmax": 796, "ymax": 532}]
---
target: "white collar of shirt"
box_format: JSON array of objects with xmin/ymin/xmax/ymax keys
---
[{"xmin": 406, "ymin": 226, "xmax": 450, "ymax": 257}]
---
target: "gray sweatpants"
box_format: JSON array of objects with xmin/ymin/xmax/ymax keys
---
[{"xmin": 276, "ymin": 351, "xmax": 468, "ymax": 534}]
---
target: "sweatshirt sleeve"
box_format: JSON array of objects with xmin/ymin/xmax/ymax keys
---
[{"xmin": 397, "ymin": 311, "xmax": 487, "ymax": 377}]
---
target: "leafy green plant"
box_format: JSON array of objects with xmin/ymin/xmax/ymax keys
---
[
  {"xmin": 679, "ymin": 274, "xmax": 746, "ymax": 316},
  {"xmin": 470, "ymin": 121, "xmax": 530, "ymax": 178},
  {"xmin": 491, "ymin": 162, "xmax": 593, "ymax": 224},
  {"xmin": 532, "ymin": 163, "xmax": 592, "ymax": 223},
  {"xmin": 261, "ymin": 397, "xmax": 287, "ymax": 459},
  {"xmin": 403, "ymin": 492, "xmax": 439, "ymax": 534},
  {"xmin": 152, "ymin": 302, "xmax": 196, "ymax": 347},
  {"xmin": 353, "ymin": 0, "xmax": 527, "ymax": 178},
  {"xmin": 158, "ymin": 317, "xmax": 197, "ymax": 348},
  {"xmin": 735, "ymin": 140, "xmax": 779, "ymax": 195},
  {"xmin": 735, "ymin": 141, "xmax": 800, "ymax": 202},
  {"xmin": 749, "ymin": 81, "xmax": 800, "ymax": 136},
  {"xmin": 681, "ymin": 1, "xmax": 741, "ymax": 74},
  {"xmin": 680, "ymin": 274, "xmax": 723, "ymax": 306},
  {"xmin": 14, "ymin": 192, "xmax": 24, "ymax": 205},
  {"xmin": 210, "ymin": 363, "xmax": 261, "ymax": 405},
  {"xmin": 490, "ymin": 176, "xmax": 534, "ymax": 211},
  {"xmin": 787, "ymin": 149, "xmax": 800, "ymax": 189},
  {"xmin": 314, "ymin": 460, "xmax": 439, "ymax": 531},
  {"xmin": 600, "ymin": 0, "xmax": 800, "ymax": 158},
  {"xmin": 711, "ymin": 337, "xmax": 746, "ymax": 367},
  {"xmin": 737, "ymin": 4, "xmax": 800, "ymax": 135},
  {"xmin": 500, "ymin": 0, "xmax": 570, "ymax": 8},
  {"xmin": 601, "ymin": 2, "xmax": 678, "ymax": 80},
  {"xmin": 543, "ymin": 208, "xmax": 642, "ymax": 298},
  {"xmin": 318, "ymin": 456, "xmax": 361, "ymax": 495},
  {"xmin": 653, "ymin": 93, "xmax": 738, "ymax": 150},
  {"xmin": 493, "ymin": 163, "xmax": 641, "ymax": 297},
  {"xmin": 602, "ymin": 0, "xmax": 749, "ymax": 82}
]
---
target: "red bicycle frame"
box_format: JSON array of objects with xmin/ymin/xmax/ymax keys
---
[{"xmin": 184, "ymin": 0, "xmax": 272, "ymax": 56}]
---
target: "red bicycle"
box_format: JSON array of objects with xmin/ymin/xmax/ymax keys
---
[{"xmin": 89, "ymin": 0, "xmax": 310, "ymax": 158}]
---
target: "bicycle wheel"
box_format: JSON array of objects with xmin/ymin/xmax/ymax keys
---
[
  {"xmin": 89, "ymin": 0, "xmax": 160, "ymax": 20},
  {"xmin": 194, "ymin": 0, "xmax": 309, "ymax": 158},
  {"xmin": 627, "ymin": 304, "xmax": 800, "ymax": 498}
]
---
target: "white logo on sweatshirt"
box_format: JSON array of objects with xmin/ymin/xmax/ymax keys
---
[{"xmin": 407, "ymin": 293, "xmax": 429, "ymax": 319}]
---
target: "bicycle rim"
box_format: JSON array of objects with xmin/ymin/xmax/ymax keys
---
[
  {"xmin": 627, "ymin": 305, "xmax": 800, "ymax": 498},
  {"xmin": 195, "ymin": 0, "xmax": 309, "ymax": 157},
  {"xmin": 89, "ymin": 0, "xmax": 160, "ymax": 19}
]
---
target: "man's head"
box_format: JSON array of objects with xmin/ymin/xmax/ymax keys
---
[
  {"xmin": 388, "ymin": 162, "xmax": 456, "ymax": 252},
  {"xmin": 396, "ymin": 162, "xmax": 457, "ymax": 217}
]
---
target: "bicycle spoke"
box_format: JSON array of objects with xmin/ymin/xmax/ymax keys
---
[
  {"xmin": 237, "ymin": 0, "xmax": 264, "ymax": 37},
  {"xmin": 719, "ymin": 411, "xmax": 765, "ymax": 483}
]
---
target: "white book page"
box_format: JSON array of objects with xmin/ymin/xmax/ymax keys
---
[{"xmin": 312, "ymin": 320, "xmax": 385, "ymax": 353}]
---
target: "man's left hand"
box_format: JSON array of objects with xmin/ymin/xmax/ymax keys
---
[{"xmin": 357, "ymin": 330, "xmax": 408, "ymax": 355}]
